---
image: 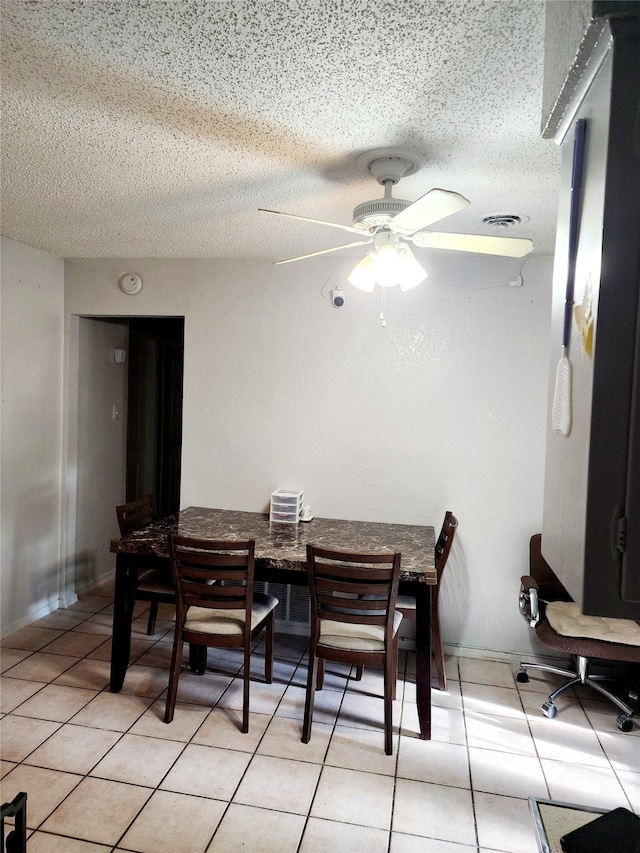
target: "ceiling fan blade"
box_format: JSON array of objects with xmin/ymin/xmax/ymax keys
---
[
  {"xmin": 274, "ymin": 238, "xmax": 373, "ymax": 265},
  {"xmin": 390, "ymin": 189, "xmax": 470, "ymax": 234},
  {"xmin": 259, "ymin": 208, "xmax": 365, "ymax": 235},
  {"xmin": 412, "ymin": 231, "xmax": 534, "ymax": 257}
]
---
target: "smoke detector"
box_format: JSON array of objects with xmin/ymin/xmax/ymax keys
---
[{"xmin": 118, "ymin": 272, "xmax": 143, "ymax": 295}]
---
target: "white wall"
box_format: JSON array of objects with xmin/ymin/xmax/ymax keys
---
[
  {"xmin": 65, "ymin": 252, "xmax": 553, "ymax": 656},
  {"xmin": 74, "ymin": 317, "xmax": 128, "ymax": 589},
  {"xmin": 542, "ymin": 50, "xmax": 611, "ymax": 608},
  {"xmin": 1, "ymin": 237, "xmax": 65, "ymax": 634}
]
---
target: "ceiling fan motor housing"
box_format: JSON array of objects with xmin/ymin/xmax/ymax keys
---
[{"xmin": 352, "ymin": 197, "xmax": 411, "ymax": 230}]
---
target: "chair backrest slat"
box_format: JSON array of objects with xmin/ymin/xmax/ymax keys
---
[
  {"xmin": 315, "ymin": 577, "xmax": 391, "ymax": 595},
  {"xmin": 313, "ymin": 564, "xmax": 399, "ymax": 584},
  {"xmin": 307, "ymin": 544, "xmax": 401, "ymax": 639},
  {"xmin": 116, "ymin": 494, "xmax": 157, "ymax": 536},
  {"xmin": 169, "ymin": 536, "xmax": 255, "ymax": 615},
  {"xmin": 434, "ymin": 511, "xmax": 458, "ymax": 582}
]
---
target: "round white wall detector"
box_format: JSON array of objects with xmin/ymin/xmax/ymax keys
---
[{"xmin": 118, "ymin": 273, "xmax": 143, "ymax": 295}]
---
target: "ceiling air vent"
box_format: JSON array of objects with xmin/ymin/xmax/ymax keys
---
[{"xmin": 482, "ymin": 214, "xmax": 522, "ymax": 229}]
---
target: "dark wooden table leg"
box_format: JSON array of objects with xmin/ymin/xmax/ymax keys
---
[
  {"xmin": 189, "ymin": 644, "xmax": 207, "ymax": 674},
  {"xmin": 414, "ymin": 583, "xmax": 432, "ymax": 739},
  {"xmin": 109, "ymin": 553, "xmax": 138, "ymax": 692}
]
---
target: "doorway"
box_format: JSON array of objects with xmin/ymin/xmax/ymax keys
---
[
  {"xmin": 126, "ymin": 318, "xmax": 184, "ymax": 518},
  {"xmin": 67, "ymin": 315, "xmax": 184, "ymax": 597}
]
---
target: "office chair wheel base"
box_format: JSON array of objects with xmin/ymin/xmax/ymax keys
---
[
  {"xmin": 542, "ymin": 701, "xmax": 557, "ymax": 719},
  {"xmin": 516, "ymin": 669, "xmax": 529, "ymax": 683},
  {"xmin": 616, "ymin": 714, "xmax": 634, "ymax": 733}
]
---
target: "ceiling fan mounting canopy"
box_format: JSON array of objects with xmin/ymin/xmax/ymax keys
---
[{"xmin": 355, "ymin": 147, "xmax": 424, "ymax": 184}]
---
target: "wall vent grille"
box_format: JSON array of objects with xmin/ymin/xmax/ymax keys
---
[{"xmin": 255, "ymin": 581, "xmax": 311, "ymax": 635}]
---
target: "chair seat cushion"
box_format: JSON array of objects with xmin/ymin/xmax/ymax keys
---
[
  {"xmin": 185, "ymin": 593, "xmax": 279, "ymax": 636},
  {"xmin": 546, "ymin": 601, "xmax": 640, "ymax": 647},
  {"xmin": 319, "ymin": 611, "xmax": 403, "ymax": 651},
  {"xmin": 137, "ymin": 569, "xmax": 174, "ymax": 595}
]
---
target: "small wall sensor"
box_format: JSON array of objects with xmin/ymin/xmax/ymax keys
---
[
  {"xmin": 331, "ymin": 286, "xmax": 345, "ymax": 308},
  {"xmin": 118, "ymin": 273, "xmax": 143, "ymax": 295}
]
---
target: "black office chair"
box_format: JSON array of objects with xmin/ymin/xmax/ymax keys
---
[
  {"xmin": 1, "ymin": 791, "xmax": 27, "ymax": 853},
  {"xmin": 517, "ymin": 534, "xmax": 640, "ymax": 732}
]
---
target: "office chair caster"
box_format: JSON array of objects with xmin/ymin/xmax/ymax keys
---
[
  {"xmin": 542, "ymin": 701, "xmax": 557, "ymax": 718},
  {"xmin": 617, "ymin": 714, "xmax": 634, "ymax": 733},
  {"xmin": 516, "ymin": 669, "xmax": 529, "ymax": 683}
]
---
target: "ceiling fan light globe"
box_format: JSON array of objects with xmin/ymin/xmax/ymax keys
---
[
  {"xmin": 372, "ymin": 243, "xmax": 402, "ymax": 287},
  {"xmin": 396, "ymin": 244, "xmax": 428, "ymax": 289},
  {"xmin": 373, "ymin": 242, "xmax": 427, "ymax": 289},
  {"xmin": 348, "ymin": 254, "xmax": 376, "ymax": 292}
]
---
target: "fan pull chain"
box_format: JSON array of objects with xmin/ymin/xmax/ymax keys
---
[{"xmin": 380, "ymin": 288, "xmax": 387, "ymax": 327}]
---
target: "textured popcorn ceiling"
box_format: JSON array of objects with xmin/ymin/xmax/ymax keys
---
[{"xmin": 0, "ymin": 0, "xmax": 560, "ymax": 259}]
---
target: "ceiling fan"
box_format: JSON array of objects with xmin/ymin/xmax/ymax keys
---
[{"xmin": 259, "ymin": 147, "xmax": 534, "ymax": 292}]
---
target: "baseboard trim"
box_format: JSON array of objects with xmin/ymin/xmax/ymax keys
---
[{"xmin": 1, "ymin": 597, "xmax": 63, "ymax": 640}]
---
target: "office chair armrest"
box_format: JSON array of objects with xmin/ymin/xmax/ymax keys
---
[{"xmin": 519, "ymin": 575, "xmax": 540, "ymax": 627}]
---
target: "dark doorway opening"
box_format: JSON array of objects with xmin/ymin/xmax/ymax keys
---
[{"xmin": 126, "ymin": 318, "xmax": 184, "ymax": 518}]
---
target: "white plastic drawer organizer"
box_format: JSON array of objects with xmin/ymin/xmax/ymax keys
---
[{"xmin": 269, "ymin": 489, "xmax": 304, "ymax": 523}]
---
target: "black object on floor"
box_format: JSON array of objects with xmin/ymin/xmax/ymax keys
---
[{"xmin": 560, "ymin": 807, "xmax": 640, "ymax": 853}]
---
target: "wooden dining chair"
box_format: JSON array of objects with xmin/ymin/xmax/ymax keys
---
[
  {"xmin": 354, "ymin": 512, "xmax": 459, "ymax": 691},
  {"xmin": 303, "ymin": 544, "xmax": 402, "ymax": 755},
  {"xmin": 116, "ymin": 494, "xmax": 175, "ymax": 635},
  {"xmin": 164, "ymin": 535, "xmax": 279, "ymax": 732},
  {"xmin": 394, "ymin": 511, "xmax": 458, "ymax": 690}
]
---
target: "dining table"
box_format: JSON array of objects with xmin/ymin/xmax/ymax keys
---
[{"xmin": 109, "ymin": 506, "xmax": 436, "ymax": 739}]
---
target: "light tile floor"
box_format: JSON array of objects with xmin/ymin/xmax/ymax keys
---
[{"xmin": 1, "ymin": 588, "xmax": 638, "ymax": 853}]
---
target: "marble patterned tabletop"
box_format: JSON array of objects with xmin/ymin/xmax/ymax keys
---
[{"xmin": 110, "ymin": 506, "xmax": 436, "ymax": 584}]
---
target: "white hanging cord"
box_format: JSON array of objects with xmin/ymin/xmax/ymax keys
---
[{"xmin": 320, "ymin": 262, "xmax": 343, "ymax": 299}]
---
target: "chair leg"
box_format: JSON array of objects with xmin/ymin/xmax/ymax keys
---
[
  {"xmin": 146, "ymin": 601, "xmax": 159, "ymax": 635},
  {"xmin": 242, "ymin": 643, "xmax": 251, "ymax": 733},
  {"xmin": 383, "ymin": 648, "xmax": 394, "ymax": 755},
  {"xmin": 316, "ymin": 658, "xmax": 325, "ymax": 690},
  {"xmin": 392, "ymin": 632, "xmax": 399, "ymax": 701},
  {"xmin": 548, "ymin": 674, "xmax": 582, "ymax": 703},
  {"xmin": 264, "ymin": 614, "xmax": 274, "ymax": 684},
  {"xmin": 164, "ymin": 635, "xmax": 184, "ymax": 723},
  {"xmin": 189, "ymin": 644, "xmax": 207, "ymax": 675},
  {"xmin": 561, "ymin": 656, "xmax": 634, "ymax": 717},
  {"xmin": 302, "ymin": 652, "xmax": 318, "ymax": 744},
  {"xmin": 520, "ymin": 660, "xmax": 577, "ymax": 681},
  {"xmin": 431, "ymin": 597, "xmax": 447, "ymax": 691},
  {"xmin": 585, "ymin": 676, "xmax": 635, "ymax": 716},
  {"xmin": 354, "ymin": 664, "xmax": 364, "ymax": 681}
]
